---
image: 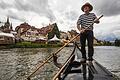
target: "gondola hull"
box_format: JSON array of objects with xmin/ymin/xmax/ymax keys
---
[{"xmin": 53, "ymin": 43, "xmax": 119, "ymax": 80}]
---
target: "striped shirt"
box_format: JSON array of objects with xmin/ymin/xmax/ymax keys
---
[{"xmin": 77, "ymin": 13, "xmax": 97, "ymax": 30}]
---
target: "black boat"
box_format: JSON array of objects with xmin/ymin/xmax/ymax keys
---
[{"xmin": 52, "ymin": 43, "xmax": 119, "ymax": 80}]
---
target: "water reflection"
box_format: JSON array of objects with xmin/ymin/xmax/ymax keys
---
[
  {"xmin": 0, "ymin": 46, "xmax": 120, "ymax": 80},
  {"xmin": 13, "ymin": 48, "xmax": 59, "ymax": 80},
  {"xmin": 82, "ymin": 64, "xmax": 94, "ymax": 80},
  {"xmin": 0, "ymin": 47, "xmax": 72, "ymax": 80}
]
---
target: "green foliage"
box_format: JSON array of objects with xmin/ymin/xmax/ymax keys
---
[
  {"xmin": 102, "ymin": 41, "xmax": 112, "ymax": 46},
  {"xmin": 115, "ymin": 39, "xmax": 120, "ymax": 46},
  {"xmin": 8, "ymin": 41, "xmax": 63, "ymax": 48},
  {"xmin": 94, "ymin": 40, "xmax": 113, "ymax": 46}
]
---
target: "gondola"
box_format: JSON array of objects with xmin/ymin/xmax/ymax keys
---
[{"xmin": 52, "ymin": 43, "xmax": 119, "ymax": 80}]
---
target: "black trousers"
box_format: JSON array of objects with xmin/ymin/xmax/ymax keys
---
[{"xmin": 80, "ymin": 30, "xmax": 94, "ymax": 61}]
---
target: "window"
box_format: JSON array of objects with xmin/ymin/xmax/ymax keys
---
[{"xmin": 0, "ymin": 37, "xmax": 4, "ymax": 40}]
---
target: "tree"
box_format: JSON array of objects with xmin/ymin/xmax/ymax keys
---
[{"xmin": 115, "ymin": 39, "xmax": 120, "ymax": 46}]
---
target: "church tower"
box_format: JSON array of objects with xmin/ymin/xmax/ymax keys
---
[
  {"xmin": 4, "ymin": 17, "xmax": 10, "ymax": 29},
  {"xmin": 10, "ymin": 23, "xmax": 13, "ymax": 30},
  {"xmin": 7, "ymin": 17, "xmax": 10, "ymax": 24}
]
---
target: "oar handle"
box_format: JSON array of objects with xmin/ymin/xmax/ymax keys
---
[{"xmin": 95, "ymin": 15, "xmax": 103, "ymax": 21}]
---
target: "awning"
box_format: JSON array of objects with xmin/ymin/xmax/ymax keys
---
[{"xmin": 49, "ymin": 35, "xmax": 60, "ymax": 41}]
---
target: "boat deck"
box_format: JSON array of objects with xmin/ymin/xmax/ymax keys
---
[
  {"xmin": 52, "ymin": 43, "xmax": 119, "ymax": 80},
  {"xmin": 63, "ymin": 60, "xmax": 114, "ymax": 80}
]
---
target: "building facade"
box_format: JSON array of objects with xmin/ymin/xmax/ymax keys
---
[
  {"xmin": 15, "ymin": 22, "xmax": 53, "ymax": 42},
  {"xmin": 0, "ymin": 32, "xmax": 15, "ymax": 45}
]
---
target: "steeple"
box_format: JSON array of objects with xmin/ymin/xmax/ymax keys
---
[
  {"xmin": 10, "ymin": 23, "xmax": 13, "ymax": 30},
  {"xmin": 3, "ymin": 16, "xmax": 10, "ymax": 29},
  {"xmin": 7, "ymin": 16, "xmax": 10, "ymax": 24}
]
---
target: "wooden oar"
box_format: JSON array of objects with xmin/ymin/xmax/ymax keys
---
[
  {"xmin": 27, "ymin": 15, "xmax": 103, "ymax": 80},
  {"xmin": 27, "ymin": 34, "xmax": 80, "ymax": 80},
  {"xmin": 52, "ymin": 51, "xmax": 75, "ymax": 80}
]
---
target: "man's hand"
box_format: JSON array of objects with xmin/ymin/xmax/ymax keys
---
[
  {"xmin": 94, "ymin": 18, "xmax": 100, "ymax": 24},
  {"xmin": 80, "ymin": 29, "xmax": 85, "ymax": 33}
]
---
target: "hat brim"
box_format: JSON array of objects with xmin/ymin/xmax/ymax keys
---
[{"xmin": 81, "ymin": 4, "xmax": 93, "ymax": 12}]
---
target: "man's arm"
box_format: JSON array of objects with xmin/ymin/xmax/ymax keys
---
[
  {"xmin": 77, "ymin": 24, "xmax": 85, "ymax": 33},
  {"xmin": 77, "ymin": 15, "xmax": 85, "ymax": 33},
  {"xmin": 77, "ymin": 24, "xmax": 81, "ymax": 32}
]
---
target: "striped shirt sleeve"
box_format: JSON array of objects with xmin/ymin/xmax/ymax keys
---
[{"xmin": 77, "ymin": 15, "xmax": 82, "ymax": 25}]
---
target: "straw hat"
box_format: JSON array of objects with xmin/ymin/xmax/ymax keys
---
[{"xmin": 81, "ymin": 2, "xmax": 93, "ymax": 12}]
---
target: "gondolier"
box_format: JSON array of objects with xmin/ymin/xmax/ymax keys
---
[{"xmin": 77, "ymin": 2, "xmax": 100, "ymax": 65}]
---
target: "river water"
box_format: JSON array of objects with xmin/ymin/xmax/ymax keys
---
[{"xmin": 0, "ymin": 46, "xmax": 120, "ymax": 80}]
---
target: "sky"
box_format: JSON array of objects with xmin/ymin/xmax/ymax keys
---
[{"xmin": 0, "ymin": 0, "xmax": 120, "ymax": 41}]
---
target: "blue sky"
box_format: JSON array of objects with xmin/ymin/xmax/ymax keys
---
[{"xmin": 0, "ymin": 0, "xmax": 120, "ymax": 41}]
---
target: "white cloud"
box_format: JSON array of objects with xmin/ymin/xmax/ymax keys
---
[
  {"xmin": 0, "ymin": 0, "xmax": 120, "ymax": 40},
  {"xmin": 113, "ymin": 30, "xmax": 120, "ymax": 38},
  {"xmin": 27, "ymin": 13, "xmax": 50, "ymax": 28},
  {"xmin": 90, "ymin": 0, "xmax": 120, "ymax": 16},
  {"xmin": 94, "ymin": 15, "xmax": 120, "ymax": 40}
]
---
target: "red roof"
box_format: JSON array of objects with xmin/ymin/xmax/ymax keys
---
[{"xmin": 15, "ymin": 22, "xmax": 53, "ymax": 35}]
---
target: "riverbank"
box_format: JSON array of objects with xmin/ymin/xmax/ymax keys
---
[
  {"xmin": 0, "ymin": 42, "xmax": 63, "ymax": 49},
  {"xmin": 0, "ymin": 41, "xmax": 120, "ymax": 49},
  {"xmin": 0, "ymin": 46, "xmax": 120, "ymax": 80}
]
